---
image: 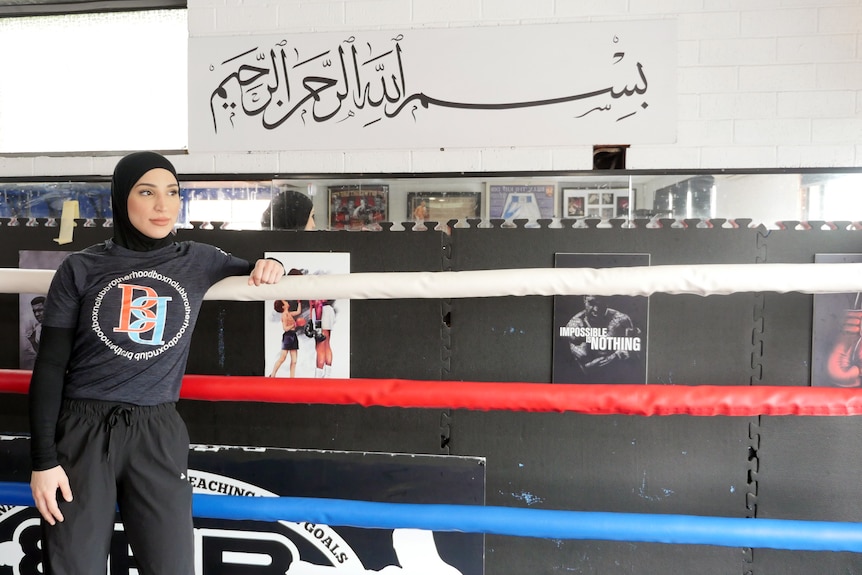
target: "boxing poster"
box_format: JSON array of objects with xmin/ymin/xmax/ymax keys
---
[
  {"xmin": 812, "ymin": 253, "xmax": 862, "ymax": 387},
  {"xmin": 552, "ymin": 253, "xmax": 650, "ymax": 384},
  {"xmin": 0, "ymin": 435, "xmax": 485, "ymax": 575},
  {"xmin": 18, "ymin": 251, "xmax": 71, "ymax": 370},
  {"xmin": 264, "ymin": 252, "xmax": 350, "ymax": 379}
]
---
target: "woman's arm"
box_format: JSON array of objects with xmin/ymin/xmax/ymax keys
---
[
  {"xmin": 29, "ymin": 326, "xmax": 76, "ymax": 524},
  {"xmin": 29, "ymin": 326, "xmax": 74, "ymax": 470}
]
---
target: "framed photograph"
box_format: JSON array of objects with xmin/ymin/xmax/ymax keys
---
[
  {"xmin": 586, "ymin": 190, "xmax": 614, "ymax": 219},
  {"xmin": 328, "ymin": 185, "xmax": 388, "ymax": 230},
  {"xmin": 487, "ymin": 183, "xmax": 556, "ymax": 221},
  {"xmin": 562, "ymin": 186, "xmax": 632, "ymax": 220},
  {"xmin": 407, "ymin": 192, "xmax": 481, "ymax": 224},
  {"xmin": 616, "ymin": 194, "xmax": 631, "ymax": 217},
  {"xmin": 562, "ymin": 189, "xmax": 587, "ymax": 218}
]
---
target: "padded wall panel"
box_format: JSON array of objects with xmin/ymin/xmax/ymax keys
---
[
  {"xmin": 751, "ymin": 416, "xmax": 862, "ymax": 573},
  {"xmin": 747, "ymin": 227, "xmax": 862, "ymax": 574},
  {"xmin": 0, "ymin": 394, "xmax": 27, "ymax": 437},
  {"xmin": 485, "ymin": 538, "xmax": 743, "ymax": 575},
  {"xmin": 756, "ymin": 416, "xmax": 862, "ymax": 522},
  {"xmin": 750, "ymin": 549, "xmax": 862, "ymax": 574},
  {"xmin": 647, "ymin": 292, "xmax": 757, "ymax": 385},
  {"xmin": 178, "ymin": 402, "xmax": 448, "ymax": 456},
  {"xmin": 448, "ymin": 409, "xmax": 752, "ymax": 573},
  {"xmin": 450, "ymin": 411, "xmax": 749, "ymax": 515},
  {"xmin": 0, "ymin": 293, "xmax": 18, "ymax": 370},
  {"xmin": 447, "ymin": 222, "xmax": 760, "ymax": 384}
]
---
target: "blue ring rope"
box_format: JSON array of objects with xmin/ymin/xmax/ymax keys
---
[{"xmin": 2, "ymin": 481, "xmax": 861, "ymax": 552}]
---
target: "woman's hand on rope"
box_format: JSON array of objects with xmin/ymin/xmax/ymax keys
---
[{"xmin": 248, "ymin": 259, "xmax": 285, "ymax": 286}]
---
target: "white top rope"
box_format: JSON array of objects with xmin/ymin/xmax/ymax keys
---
[{"xmin": 3, "ymin": 263, "xmax": 862, "ymax": 300}]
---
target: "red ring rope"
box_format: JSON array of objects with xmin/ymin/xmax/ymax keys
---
[{"xmin": 2, "ymin": 369, "xmax": 861, "ymax": 416}]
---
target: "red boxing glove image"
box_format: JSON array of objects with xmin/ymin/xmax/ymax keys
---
[{"xmin": 827, "ymin": 309, "xmax": 862, "ymax": 387}]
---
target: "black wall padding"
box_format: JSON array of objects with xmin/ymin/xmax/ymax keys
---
[
  {"xmin": 4, "ymin": 219, "xmax": 862, "ymax": 574},
  {"xmin": 442, "ymin": 219, "xmax": 763, "ymax": 573},
  {"xmin": 740, "ymin": 226, "xmax": 862, "ymax": 573},
  {"xmin": 451, "ymin": 410, "xmax": 753, "ymax": 574},
  {"xmin": 447, "ymin": 219, "xmax": 760, "ymax": 384}
]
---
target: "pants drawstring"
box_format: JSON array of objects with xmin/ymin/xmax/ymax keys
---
[{"xmin": 105, "ymin": 405, "xmax": 135, "ymax": 461}]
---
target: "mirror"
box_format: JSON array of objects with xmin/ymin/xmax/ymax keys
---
[{"xmin": 2, "ymin": 171, "xmax": 861, "ymax": 231}]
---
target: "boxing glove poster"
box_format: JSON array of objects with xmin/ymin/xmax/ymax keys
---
[
  {"xmin": 552, "ymin": 253, "xmax": 650, "ymax": 384},
  {"xmin": 812, "ymin": 253, "xmax": 862, "ymax": 387},
  {"xmin": 264, "ymin": 252, "xmax": 351, "ymax": 380}
]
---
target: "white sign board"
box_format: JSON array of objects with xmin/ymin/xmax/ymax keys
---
[{"xmin": 189, "ymin": 20, "xmax": 676, "ymax": 152}]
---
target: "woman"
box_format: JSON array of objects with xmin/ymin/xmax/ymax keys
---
[
  {"xmin": 268, "ymin": 298, "xmax": 302, "ymax": 378},
  {"xmin": 28, "ymin": 151, "xmax": 285, "ymax": 574},
  {"xmin": 261, "ymin": 188, "xmax": 316, "ymax": 230}
]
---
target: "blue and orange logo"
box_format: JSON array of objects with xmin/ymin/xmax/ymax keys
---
[
  {"xmin": 93, "ymin": 270, "xmax": 191, "ymax": 361},
  {"xmin": 113, "ymin": 283, "xmax": 173, "ymax": 345}
]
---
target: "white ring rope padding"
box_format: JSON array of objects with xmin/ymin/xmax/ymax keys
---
[{"xmin": 2, "ymin": 263, "xmax": 862, "ymax": 300}]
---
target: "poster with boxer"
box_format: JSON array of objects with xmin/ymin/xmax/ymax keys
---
[
  {"xmin": 264, "ymin": 252, "xmax": 350, "ymax": 379},
  {"xmin": 552, "ymin": 253, "xmax": 650, "ymax": 384},
  {"xmin": 812, "ymin": 253, "xmax": 862, "ymax": 387},
  {"xmin": 0, "ymin": 435, "xmax": 485, "ymax": 575},
  {"xmin": 18, "ymin": 250, "xmax": 71, "ymax": 370}
]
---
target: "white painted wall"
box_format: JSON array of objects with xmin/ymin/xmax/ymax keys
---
[{"xmin": 0, "ymin": 1, "xmax": 859, "ymax": 178}]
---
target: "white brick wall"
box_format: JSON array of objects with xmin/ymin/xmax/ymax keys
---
[{"xmin": 2, "ymin": 0, "xmax": 860, "ymax": 176}]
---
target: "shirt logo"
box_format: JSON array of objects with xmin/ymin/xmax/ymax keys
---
[
  {"xmin": 113, "ymin": 283, "xmax": 172, "ymax": 345},
  {"xmin": 92, "ymin": 270, "xmax": 191, "ymax": 361}
]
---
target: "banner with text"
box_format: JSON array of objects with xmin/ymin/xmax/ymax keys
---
[{"xmin": 189, "ymin": 20, "xmax": 676, "ymax": 152}]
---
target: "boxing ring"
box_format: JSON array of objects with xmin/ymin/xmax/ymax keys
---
[{"xmin": 2, "ymin": 263, "xmax": 862, "ymax": 552}]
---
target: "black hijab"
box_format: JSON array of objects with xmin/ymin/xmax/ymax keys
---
[
  {"xmin": 261, "ymin": 189, "xmax": 314, "ymax": 230},
  {"xmin": 111, "ymin": 151, "xmax": 179, "ymax": 251}
]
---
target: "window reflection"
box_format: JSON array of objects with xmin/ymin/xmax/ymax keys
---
[
  {"xmin": 182, "ymin": 181, "xmax": 274, "ymax": 230},
  {"xmin": 802, "ymin": 174, "xmax": 862, "ymax": 224}
]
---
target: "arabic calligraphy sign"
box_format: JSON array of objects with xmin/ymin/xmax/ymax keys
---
[{"xmin": 189, "ymin": 20, "xmax": 676, "ymax": 152}]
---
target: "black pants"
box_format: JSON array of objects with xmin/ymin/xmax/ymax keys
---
[{"xmin": 42, "ymin": 399, "xmax": 193, "ymax": 575}]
